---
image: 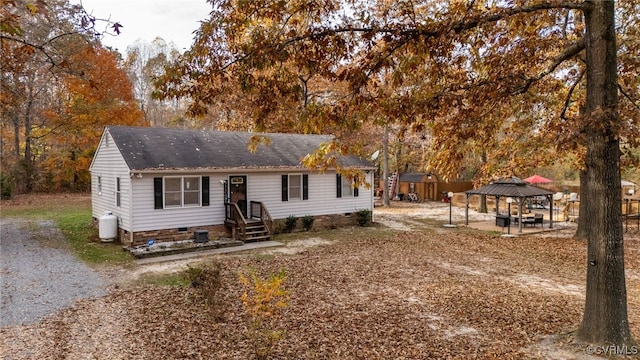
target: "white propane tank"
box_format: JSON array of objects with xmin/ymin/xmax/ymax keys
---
[{"xmin": 99, "ymin": 212, "xmax": 118, "ymax": 242}]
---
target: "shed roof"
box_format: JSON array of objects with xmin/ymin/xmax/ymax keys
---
[
  {"xmin": 399, "ymin": 173, "xmax": 427, "ymax": 182},
  {"xmin": 466, "ymin": 177, "xmax": 554, "ymax": 198},
  {"xmin": 105, "ymin": 126, "xmax": 374, "ymax": 171}
]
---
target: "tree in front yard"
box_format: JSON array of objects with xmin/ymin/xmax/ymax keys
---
[{"xmin": 155, "ymin": 0, "xmax": 639, "ymax": 347}]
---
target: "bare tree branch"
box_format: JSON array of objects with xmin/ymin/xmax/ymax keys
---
[
  {"xmin": 513, "ymin": 37, "xmax": 586, "ymax": 94},
  {"xmin": 618, "ymin": 84, "xmax": 640, "ymax": 112},
  {"xmin": 561, "ymin": 67, "xmax": 586, "ymax": 120}
]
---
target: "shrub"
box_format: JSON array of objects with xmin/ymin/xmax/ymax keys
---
[
  {"xmin": 185, "ymin": 259, "xmax": 224, "ymax": 320},
  {"xmin": 355, "ymin": 209, "xmax": 372, "ymax": 226},
  {"xmin": 1, "ymin": 173, "xmax": 13, "ymax": 200},
  {"xmin": 283, "ymin": 215, "xmax": 297, "ymax": 233},
  {"xmin": 301, "ymin": 215, "xmax": 314, "ymax": 231},
  {"xmin": 239, "ymin": 269, "xmax": 289, "ymax": 359}
]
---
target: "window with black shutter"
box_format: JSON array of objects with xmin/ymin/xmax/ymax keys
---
[
  {"xmin": 202, "ymin": 176, "xmax": 210, "ymax": 206},
  {"xmin": 281, "ymin": 175, "xmax": 288, "ymax": 201},
  {"xmin": 302, "ymin": 174, "xmax": 309, "ymax": 200},
  {"xmin": 154, "ymin": 177, "xmax": 163, "ymax": 209},
  {"xmin": 154, "ymin": 176, "xmax": 206, "ymax": 209}
]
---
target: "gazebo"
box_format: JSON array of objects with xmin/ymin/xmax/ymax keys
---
[{"xmin": 465, "ymin": 177, "xmax": 555, "ymax": 233}]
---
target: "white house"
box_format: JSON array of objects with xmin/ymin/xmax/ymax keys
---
[{"xmin": 89, "ymin": 126, "xmax": 375, "ymax": 246}]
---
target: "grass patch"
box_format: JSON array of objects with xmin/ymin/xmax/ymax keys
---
[
  {"xmin": 138, "ymin": 272, "xmax": 191, "ymax": 287},
  {"xmin": 1, "ymin": 193, "xmax": 91, "ymax": 220},
  {"xmin": 55, "ymin": 209, "xmax": 133, "ymax": 266}
]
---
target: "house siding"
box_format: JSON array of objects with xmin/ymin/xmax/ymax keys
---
[
  {"xmin": 89, "ymin": 132, "xmax": 132, "ymax": 232},
  {"xmin": 128, "ymin": 170, "xmax": 372, "ymax": 232},
  {"xmin": 249, "ymin": 171, "xmax": 373, "ymax": 219},
  {"xmin": 130, "ymin": 174, "xmax": 227, "ymax": 232},
  {"xmin": 90, "ymin": 127, "xmax": 374, "ymax": 245}
]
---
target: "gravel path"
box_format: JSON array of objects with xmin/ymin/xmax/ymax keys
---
[{"xmin": 0, "ymin": 218, "xmax": 108, "ymax": 327}]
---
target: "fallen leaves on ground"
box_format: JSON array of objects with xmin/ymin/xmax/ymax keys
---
[{"xmin": 2, "ymin": 226, "xmax": 640, "ymax": 359}]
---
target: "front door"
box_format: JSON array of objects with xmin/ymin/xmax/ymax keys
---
[{"xmin": 229, "ymin": 175, "xmax": 247, "ymax": 217}]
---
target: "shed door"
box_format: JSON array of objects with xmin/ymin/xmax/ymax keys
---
[{"xmin": 229, "ymin": 176, "xmax": 247, "ymax": 217}]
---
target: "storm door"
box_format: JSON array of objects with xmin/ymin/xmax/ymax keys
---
[{"xmin": 229, "ymin": 175, "xmax": 247, "ymax": 217}]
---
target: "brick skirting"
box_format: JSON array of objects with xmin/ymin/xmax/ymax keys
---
[{"xmin": 94, "ymin": 211, "xmax": 366, "ymax": 246}]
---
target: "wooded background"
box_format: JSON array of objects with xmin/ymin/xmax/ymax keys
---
[{"xmin": 1, "ymin": 0, "xmax": 638, "ymax": 195}]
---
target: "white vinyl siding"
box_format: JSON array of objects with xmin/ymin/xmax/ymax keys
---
[
  {"xmin": 130, "ymin": 174, "xmax": 225, "ymax": 232},
  {"xmin": 252, "ymin": 171, "xmax": 373, "ymax": 219},
  {"xmin": 89, "ymin": 131, "xmax": 132, "ymax": 231}
]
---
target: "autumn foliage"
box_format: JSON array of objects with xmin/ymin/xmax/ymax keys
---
[
  {"xmin": 155, "ymin": 0, "xmax": 639, "ymax": 183},
  {"xmin": 1, "ymin": 0, "xmax": 144, "ymax": 194},
  {"xmin": 40, "ymin": 46, "xmax": 145, "ymax": 191},
  {"xmin": 239, "ymin": 269, "xmax": 289, "ymax": 359}
]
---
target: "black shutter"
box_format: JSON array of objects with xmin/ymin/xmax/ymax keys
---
[
  {"xmin": 354, "ymin": 181, "xmax": 359, "ymax": 197},
  {"xmin": 202, "ymin": 176, "xmax": 210, "ymax": 206},
  {"xmin": 336, "ymin": 174, "xmax": 342, "ymax": 198},
  {"xmin": 302, "ymin": 174, "xmax": 309, "ymax": 200},
  {"xmin": 281, "ymin": 175, "xmax": 288, "ymax": 201},
  {"xmin": 154, "ymin": 177, "xmax": 163, "ymax": 209}
]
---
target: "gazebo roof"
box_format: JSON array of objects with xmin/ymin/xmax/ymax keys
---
[{"xmin": 466, "ymin": 177, "xmax": 554, "ymax": 198}]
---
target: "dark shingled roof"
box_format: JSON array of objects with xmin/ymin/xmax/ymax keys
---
[
  {"xmin": 399, "ymin": 173, "xmax": 427, "ymax": 182},
  {"xmin": 106, "ymin": 126, "xmax": 373, "ymax": 171},
  {"xmin": 466, "ymin": 177, "xmax": 554, "ymax": 198}
]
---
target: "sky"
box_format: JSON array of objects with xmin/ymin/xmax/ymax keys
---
[{"xmin": 74, "ymin": 0, "xmax": 212, "ymax": 53}]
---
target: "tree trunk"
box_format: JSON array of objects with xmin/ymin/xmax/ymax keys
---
[
  {"xmin": 479, "ymin": 195, "xmax": 487, "ymax": 213},
  {"xmin": 576, "ymin": 0, "xmax": 632, "ymax": 345},
  {"xmin": 383, "ymin": 123, "xmax": 390, "ymax": 206},
  {"xmin": 479, "ymin": 153, "xmax": 488, "ymax": 213},
  {"xmin": 12, "ymin": 111, "xmax": 20, "ymax": 158},
  {"xmin": 23, "ymin": 91, "xmax": 35, "ymax": 193},
  {"xmin": 574, "ymin": 167, "xmax": 589, "ymax": 240}
]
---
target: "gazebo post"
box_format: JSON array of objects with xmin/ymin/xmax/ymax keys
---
[
  {"xmin": 547, "ymin": 194, "xmax": 554, "ymax": 229},
  {"xmin": 465, "ymin": 194, "xmax": 470, "ymax": 225}
]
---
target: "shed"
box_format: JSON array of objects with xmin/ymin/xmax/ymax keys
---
[
  {"xmin": 464, "ymin": 177, "xmax": 554, "ymax": 233},
  {"xmin": 622, "ymin": 180, "xmax": 636, "ymax": 197},
  {"xmin": 398, "ymin": 173, "xmax": 439, "ymax": 201}
]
